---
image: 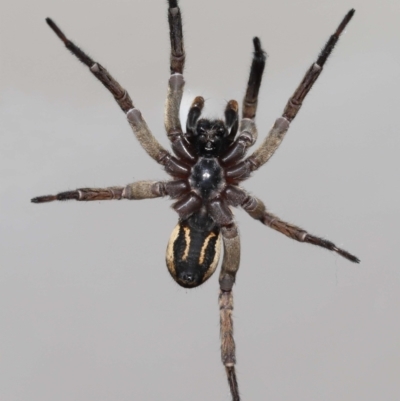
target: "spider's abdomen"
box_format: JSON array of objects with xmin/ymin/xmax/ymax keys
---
[
  {"xmin": 166, "ymin": 212, "xmax": 221, "ymax": 288},
  {"xmin": 189, "ymin": 158, "xmax": 225, "ymax": 199}
]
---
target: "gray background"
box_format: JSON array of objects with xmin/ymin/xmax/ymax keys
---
[{"xmin": 1, "ymin": 0, "xmax": 399, "ymax": 400}]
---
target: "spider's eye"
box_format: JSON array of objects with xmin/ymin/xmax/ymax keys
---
[
  {"xmin": 196, "ymin": 125, "xmax": 207, "ymax": 138},
  {"xmin": 217, "ymin": 128, "xmax": 225, "ymax": 136}
]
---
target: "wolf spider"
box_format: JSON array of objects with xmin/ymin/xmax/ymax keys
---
[{"xmin": 32, "ymin": 1, "xmax": 359, "ymax": 400}]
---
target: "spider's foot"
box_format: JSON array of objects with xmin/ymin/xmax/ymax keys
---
[
  {"xmin": 305, "ymin": 234, "xmax": 360, "ymax": 263},
  {"xmin": 168, "ymin": 0, "xmax": 178, "ymax": 9},
  {"xmin": 31, "ymin": 195, "xmax": 56, "ymax": 203},
  {"xmin": 334, "ymin": 246, "xmax": 360, "ymax": 264}
]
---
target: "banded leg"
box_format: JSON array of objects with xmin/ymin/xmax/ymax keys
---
[
  {"xmin": 262, "ymin": 211, "xmax": 360, "ymax": 262},
  {"xmin": 244, "ymin": 10, "xmax": 355, "ymax": 174},
  {"xmin": 167, "ymin": 0, "xmax": 185, "ymax": 75},
  {"xmin": 46, "ymin": 18, "xmax": 133, "ymax": 113},
  {"xmin": 206, "ymin": 197, "xmax": 241, "ymax": 399},
  {"xmin": 220, "ymin": 290, "xmax": 240, "ymax": 401},
  {"xmin": 220, "ymin": 38, "xmax": 266, "ymax": 171},
  {"xmin": 224, "ymin": 185, "xmax": 360, "ymax": 263},
  {"xmin": 31, "ymin": 180, "xmax": 190, "ymax": 203},
  {"xmin": 219, "ymin": 223, "xmax": 241, "ymax": 401},
  {"xmin": 45, "ymin": 18, "xmax": 170, "ymax": 166},
  {"xmin": 164, "ymin": 1, "xmax": 197, "ymax": 163},
  {"xmin": 165, "ymin": 1, "xmax": 185, "ymax": 133}
]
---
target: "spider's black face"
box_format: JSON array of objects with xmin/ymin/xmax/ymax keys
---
[{"xmin": 191, "ymin": 119, "xmax": 228, "ymax": 157}]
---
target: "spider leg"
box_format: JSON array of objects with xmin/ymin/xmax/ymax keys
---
[
  {"xmin": 262, "ymin": 207, "xmax": 360, "ymax": 263},
  {"xmin": 167, "ymin": 0, "xmax": 185, "ymax": 75},
  {"xmin": 242, "ymin": 37, "xmax": 267, "ymax": 120},
  {"xmin": 219, "ymin": 223, "xmax": 241, "ymax": 401},
  {"xmin": 231, "ymin": 10, "xmax": 355, "ymax": 178},
  {"xmin": 220, "ymin": 290, "xmax": 240, "ymax": 401},
  {"xmin": 164, "ymin": 1, "xmax": 198, "ymax": 164},
  {"xmin": 207, "ymin": 200, "xmax": 241, "ymax": 400},
  {"xmin": 45, "ymin": 18, "xmax": 173, "ymax": 167},
  {"xmin": 31, "ymin": 180, "xmax": 190, "ymax": 203},
  {"xmin": 46, "ymin": 18, "xmax": 133, "ymax": 113},
  {"xmin": 220, "ymin": 38, "xmax": 266, "ymax": 168},
  {"xmin": 223, "ymin": 185, "xmax": 360, "ymax": 263}
]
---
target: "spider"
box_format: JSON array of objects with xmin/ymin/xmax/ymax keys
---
[{"xmin": 32, "ymin": 1, "xmax": 359, "ymax": 400}]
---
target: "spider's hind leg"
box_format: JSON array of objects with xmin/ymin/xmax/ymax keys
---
[
  {"xmin": 207, "ymin": 200, "xmax": 242, "ymax": 400},
  {"xmin": 220, "ymin": 289, "xmax": 240, "ymax": 401},
  {"xmin": 219, "ymin": 223, "xmax": 241, "ymax": 401}
]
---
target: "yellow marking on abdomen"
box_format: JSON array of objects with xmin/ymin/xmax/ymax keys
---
[
  {"xmin": 181, "ymin": 226, "xmax": 191, "ymax": 261},
  {"xmin": 198, "ymin": 232, "xmax": 216, "ymax": 265},
  {"xmin": 166, "ymin": 223, "xmax": 181, "ymax": 276}
]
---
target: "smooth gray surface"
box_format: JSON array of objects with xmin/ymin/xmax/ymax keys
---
[{"xmin": 1, "ymin": 0, "xmax": 399, "ymax": 400}]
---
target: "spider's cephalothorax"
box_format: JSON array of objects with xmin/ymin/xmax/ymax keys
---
[{"xmin": 32, "ymin": 2, "xmax": 359, "ymax": 400}]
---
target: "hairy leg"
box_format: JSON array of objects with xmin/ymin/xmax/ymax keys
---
[
  {"xmin": 164, "ymin": 1, "xmax": 198, "ymax": 164},
  {"xmin": 220, "ymin": 290, "xmax": 240, "ymax": 401},
  {"xmin": 220, "ymin": 38, "xmax": 266, "ymax": 170},
  {"xmin": 45, "ymin": 18, "xmax": 133, "ymax": 113},
  {"xmin": 31, "ymin": 180, "xmax": 190, "ymax": 203},
  {"xmin": 206, "ymin": 198, "xmax": 241, "ymax": 400},
  {"xmin": 230, "ymin": 10, "xmax": 355, "ymax": 180},
  {"xmin": 45, "ymin": 18, "xmax": 171, "ymax": 167},
  {"xmin": 242, "ymin": 37, "xmax": 267, "ymax": 120},
  {"xmin": 223, "ymin": 185, "xmax": 360, "ymax": 263},
  {"xmin": 219, "ymin": 223, "xmax": 241, "ymax": 401}
]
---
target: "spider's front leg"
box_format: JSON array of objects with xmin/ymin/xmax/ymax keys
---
[
  {"xmin": 45, "ymin": 18, "xmax": 173, "ymax": 168},
  {"xmin": 164, "ymin": 0, "xmax": 198, "ymax": 165},
  {"xmin": 45, "ymin": 18, "xmax": 134, "ymax": 114},
  {"xmin": 232, "ymin": 10, "xmax": 355, "ymax": 179},
  {"xmin": 31, "ymin": 180, "xmax": 190, "ymax": 203},
  {"xmin": 164, "ymin": 0, "xmax": 185, "ymax": 138},
  {"xmin": 220, "ymin": 38, "xmax": 266, "ymax": 171},
  {"xmin": 242, "ymin": 37, "xmax": 267, "ymax": 120}
]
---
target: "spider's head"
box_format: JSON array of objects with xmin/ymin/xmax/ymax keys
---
[
  {"xmin": 166, "ymin": 216, "xmax": 222, "ymax": 288},
  {"xmin": 190, "ymin": 119, "xmax": 229, "ymax": 157}
]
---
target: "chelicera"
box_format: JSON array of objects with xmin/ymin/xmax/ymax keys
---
[{"xmin": 32, "ymin": 1, "xmax": 359, "ymax": 400}]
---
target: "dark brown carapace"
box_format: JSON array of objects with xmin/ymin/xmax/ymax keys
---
[{"xmin": 31, "ymin": 2, "xmax": 358, "ymax": 400}]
